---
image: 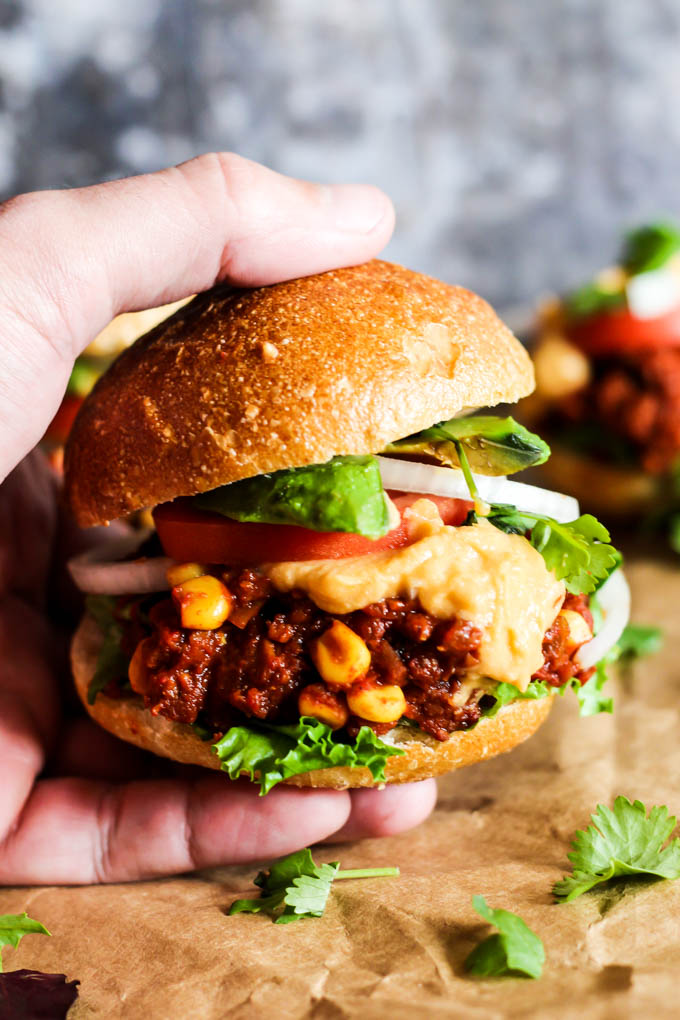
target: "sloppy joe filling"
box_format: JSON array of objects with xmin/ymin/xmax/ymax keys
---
[
  {"xmin": 112, "ymin": 570, "xmax": 593, "ymax": 743},
  {"xmin": 553, "ymin": 347, "xmax": 680, "ymax": 473}
]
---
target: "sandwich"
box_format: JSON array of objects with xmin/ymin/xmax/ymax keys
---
[
  {"xmin": 63, "ymin": 260, "xmax": 628, "ymax": 793},
  {"xmin": 522, "ymin": 222, "xmax": 680, "ymax": 541}
]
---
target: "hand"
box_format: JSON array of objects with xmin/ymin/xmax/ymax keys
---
[{"xmin": 0, "ymin": 154, "xmax": 437, "ymax": 884}]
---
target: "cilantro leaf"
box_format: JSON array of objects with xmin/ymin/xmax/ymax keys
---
[
  {"xmin": 483, "ymin": 507, "xmax": 620, "ymax": 595},
  {"xmin": 464, "ymin": 896, "xmax": 544, "ymax": 979},
  {"xmin": 529, "ymin": 514, "xmax": 619, "ymax": 594},
  {"xmin": 86, "ymin": 595, "xmax": 131, "ymax": 704},
  {"xmin": 212, "ymin": 716, "xmax": 404, "ymax": 795},
  {"xmin": 553, "ymin": 796, "xmax": 680, "ymax": 902},
  {"xmin": 229, "ymin": 848, "xmax": 398, "ymax": 923},
  {"xmin": 616, "ymin": 624, "xmax": 663, "ymax": 660},
  {"xmin": 0, "ymin": 914, "xmax": 50, "ymax": 972}
]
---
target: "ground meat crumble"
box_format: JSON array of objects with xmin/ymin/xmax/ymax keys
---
[
  {"xmin": 557, "ymin": 347, "xmax": 680, "ymax": 473},
  {"xmin": 114, "ymin": 569, "xmax": 593, "ymax": 743}
]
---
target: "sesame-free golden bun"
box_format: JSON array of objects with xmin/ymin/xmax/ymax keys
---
[
  {"xmin": 64, "ymin": 260, "xmax": 534, "ymax": 527},
  {"xmin": 71, "ymin": 613, "xmax": 553, "ymax": 789}
]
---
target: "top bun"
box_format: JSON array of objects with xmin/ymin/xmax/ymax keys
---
[{"xmin": 65, "ymin": 260, "xmax": 534, "ymax": 526}]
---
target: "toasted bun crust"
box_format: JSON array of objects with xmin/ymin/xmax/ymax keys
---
[
  {"xmin": 535, "ymin": 443, "xmax": 660, "ymax": 516},
  {"xmin": 64, "ymin": 260, "xmax": 534, "ymax": 526},
  {"xmin": 71, "ymin": 613, "xmax": 552, "ymax": 789}
]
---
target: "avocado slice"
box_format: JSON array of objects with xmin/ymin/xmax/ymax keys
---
[{"xmin": 383, "ymin": 415, "xmax": 550, "ymax": 476}]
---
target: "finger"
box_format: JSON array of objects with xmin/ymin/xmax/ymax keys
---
[
  {"xmin": 0, "ymin": 153, "xmax": 394, "ymax": 475},
  {"xmin": 0, "ymin": 776, "xmax": 352, "ymax": 884},
  {"xmin": 47, "ymin": 717, "xmax": 159, "ymax": 783},
  {"xmin": 326, "ymin": 780, "xmax": 438, "ymax": 843}
]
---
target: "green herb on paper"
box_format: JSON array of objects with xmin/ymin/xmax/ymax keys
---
[
  {"xmin": 384, "ymin": 414, "xmax": 550, "ymax": 476},
  {"xmin": 464, "ymin": 896, "xmax": 544, "ymax": 979},
  {"xmin": 553, "ymin": 796, "xmax": 680, "ymax": 902},
  {"xmin": 194, "ymin": 455, "xmax": 391, "ymax": 539},
  {"xmin": 229, "ymin": 848, "xmax": 399, "ymax": 923},
  {"xmin": 212, "ymin": 716, "xmax": 403, "ymax": 795},
  {"xmin": 0, "ymin": 914, "xmax": 50, "ymax": 972}
]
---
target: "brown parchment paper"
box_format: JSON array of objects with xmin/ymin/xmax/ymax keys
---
[{"xmin": 3, "ymin": 552, "xmax": 680, "ymax": 1018}]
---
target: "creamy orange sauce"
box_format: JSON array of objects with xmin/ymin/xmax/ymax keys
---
[{"xmin": 264, "ymin": 500, "xmax": 565, "ymax": 690}]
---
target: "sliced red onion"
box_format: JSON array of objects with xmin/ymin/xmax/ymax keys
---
[
  {"xmin": 68, "ymin": 532, "xmax": 173, "ymax": 595},
  {"xmin": 377, "ymin": 457, "xmax": 580, "ymax": 523},
  {"xmin": 576, "ymin": 569, "xmax": 631, "ymax": 670}
]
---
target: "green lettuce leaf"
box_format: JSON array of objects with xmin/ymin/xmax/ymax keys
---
[
  {"xmin": 66, "ymin": 357, "xmax": 104, "ymax": 398},
  {"xmin": 229, "ymin": 848, "xmax": 399, "ymax": 923},
  {"xmin": 481, "ymin": 680, "xmax": 552, "ymax": 719},
  {"xmin": 569, "ymin": 662, "xmax": 613, "ymax": 716},
  {"xmin": 194, "ymin": 455, "xmax": 390, "ymax": 539},
  {"xmin": 554, "ymin": 796, "xmax": 680, "ymax": 902},
  {"xmin": 212, "ymin": 716, "xmax": 404, "ymax": 795},
  {"xmin": 384, "ymin": 414, "xmax": 550, "ymax": 476},
  {"xmin": 0, "ymin": 914, "xmax": 50, "ymax": 972},
  {"xmin": 464, "ymin": 896, "xmax": 544, "ymax": 979},
  {"xmin": 85, "ymin": 595, "xmax": 131, "ymax": 704}
]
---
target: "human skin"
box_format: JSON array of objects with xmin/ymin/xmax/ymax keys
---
[{"xmin": 0, "ymin": 153, "xmax": 436, "ymax": 884}]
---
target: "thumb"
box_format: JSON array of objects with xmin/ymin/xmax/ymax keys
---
[{"xmin": 0, "ymin": 152, "xmax": 394, "ymax": 477}]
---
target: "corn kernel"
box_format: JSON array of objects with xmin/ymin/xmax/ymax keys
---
[
  {"xmin": 128, "ymin": 637, "xmax": 152, "ymax": 694},
  {"xmin": 298, "ymin": 684, "xmax": 349, "ymax": 730},
  {"xmin": 172, "ymin": 574, "xmax": 232, "ymax": 630},
  {"xmin": 311, "ymin": 620, "xmax": 371, "ymax": 689},
  {"xmin": 347, "ymin": 682, "xmax": 406, "ymax": 724},
  {"xmin": 559, "ymin": 609, "xmax": 592, "ymax": 652},
  {"xmin": 166, "ymin": 561, "xmax": 207, "ymax": 587}
]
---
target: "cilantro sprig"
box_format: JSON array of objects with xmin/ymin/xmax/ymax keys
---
[
  {"xmin": 454, "ymin": 440, "xmax": 621, "ymax": 596},
  {"xmin": 0, "ymin": 914, "xmax": 50, "ymax": 971},
  {"xmin": 464, "ymin": 896, "xmax": 544, "ymax": 979},
  {"xmin": 483, "ymin": 505, "xmax": 620, "ymax": 595},
  {"xmin": 229, "ymin": 848, "xmax": 399, "ymax": 923},
  {"xmin": 553, "ymin": 796, "xmax": 680, "ymax": 902}
]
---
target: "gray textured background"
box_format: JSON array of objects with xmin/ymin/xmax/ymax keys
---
[{"xmin": 1, "ymin": 0, "xmax": 679, "ymax": 312}]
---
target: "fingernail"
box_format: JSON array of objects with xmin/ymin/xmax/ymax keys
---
[{"xmin": 324, "ymin": 183, "xmax": 393, "ymax": 234}]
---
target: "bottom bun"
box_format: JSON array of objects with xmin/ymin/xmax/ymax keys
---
[
  {"xmin": 536, "ymin": 444, "xmax": 660, "ymax": 517},
  {"xmin": 71, "ymin": 613, "xmax": 553, "ymax": 790}
]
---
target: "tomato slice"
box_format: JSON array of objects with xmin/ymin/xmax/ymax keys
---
[
  {"xmin": 153, "ymin": 492, "xmax": 472, "ymax": 565},
  {"xmin": 567, "ymin": 304, "xmax": 680, "ymax": 356}
]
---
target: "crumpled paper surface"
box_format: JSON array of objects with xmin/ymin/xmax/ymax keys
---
[{"xmin": 2, "ymin": 553, "xmax": 680, "ymax": 1018}]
